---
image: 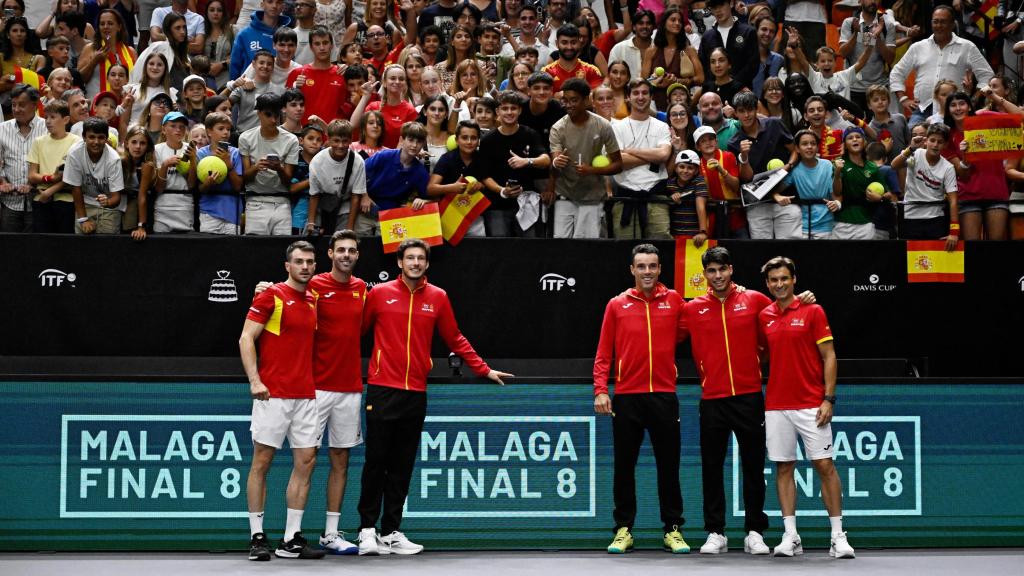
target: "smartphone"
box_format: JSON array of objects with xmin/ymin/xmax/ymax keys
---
[
  {"xmin": 266, "ymin": 154, "xmax": 280, "ymax": 163},
  {"xmin": 506, "ymin": 178, "xmax": 518, "ymax": 188},
  {"xmin": 218, "ymin": 141, "xmax": 230, "ymax": 151}
]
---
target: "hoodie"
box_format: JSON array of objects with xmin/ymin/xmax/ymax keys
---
[{"xmin": 230, "ymin": 10, "xmax": 293, "ymax": 80}]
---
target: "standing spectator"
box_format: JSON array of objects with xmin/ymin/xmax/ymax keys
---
[
  {"xmin": 500, "ymin": 5, "xmax": 547, "ymax": 59},
  {"xmin": 78, "ymin": 10, "xmax": 137, "ymax": 99},
  {"xmin": 204, "ymin": 0, "xmax": 236, "ymax": 90},
  {"xmin": 698, "ymin": 0, "xmax": 758, "ymax": 91},
  {"xmin": 520, "ymin": 72, "xmax": 565, "ymax": 144},
  {"xmin": 163, "ymin": 12, "xmax": 197, "ymax": 90},
  {"xmin": 195, "ymin": 112, "xmax": 245, "ymax": 234},
  {"xmin": 608, "ymin": 9, "xmax": 655, "ymax": 80},
  {"xmin": 65, "ymin": 117, "xmax": 126, "ymax": 235},
  {"xmin": 831, "ymin": 126, "xmax": 886, "ymax": 239},
  {"xmin": 432, "ymin": 24, "xmax": 477, "ymax": 91},
  {"xmin": 642, "ymin": 7, "xmax": 701, "ymax": 109},
  {"xmin": 3, "ymin": 16, "xmax": 44, "ymax": 72},
  {"xmin": 752, "ymin": 16, "xmax": 783, "ymax": 98},
  {"xmin": 781, "ymin": 0, "xmax": 828, "ymax": 62},
  {"xmin": 28, "ymin": 99, "xmax": 81, "ymax": 234},
  {"xmin": 666, "ymin": 149, "xmax": 710, "ymax": 241},
  {"xmin": 39, "ymin": 37, "xmax": 86, "ymax": 93},
  {"xmin": 839, "ymin": 0, "xmax": 896, "ymax": 114},
  {"xmin": 417, "ymin": 0, "xmax": 459, "ymax": 42},
  {"xmin": 694, "ymin": 124, "xmax": 743, "ymax": 238},
  {"xmin": 352, "ymin": 64, "xmax": 418, "ymax": 149},
  {"xmin": 306, "ymin": 120, "xmax": 367, "ymax": 235},
  {"xmin": 120, "ymin": 126, "xmax": 157, "ymax": 238},
  {"xmin": 610, "ymin": 78, "xmax": 672, "ymax": 239},
  {"xmin": 866, "ymin": 84, "xmax": 908, "ymax": 161},
  {"xmin": 151, "ymin": 0, "xmax": 206, "ymax": 49},
  {"xmin": 546, "ymin": 78, "xmax": 622, "ymax": 238},
  {"xmin": 231, "ymin": 27, "xmax": 302, "ymax": 90},
  {"xmin": 122, "ymin": 52, "xmax": 176, "ymax": 127},
  {"xmin": 890, "ymin": 5, "xmax": 994, "ymax": 127},
  {"xmin": 358, "ymin": 122, "xmax": 430, "ymax": 236},
  {"xmin": 231, "ymin": 0, "xmax": 292, "ymax": 79},
  {"xmin": 425, "ymin": 120, "xmax": 487, "ymax": 238},
  {"xmin": 351, "ymin": 109, "xmax": 386, "ymax": 158},
  {"xmin": 479, "ymin": 90, "xmax": 550, "ymax": 237},
  {"xmin": 801, "ymin": 95, "xmax": 843, "ymax": 161},
  {"xmin": 286, "ymin": 26, "xmax": 351, "ymax": 123},
  {"xmin": 697, "ymin": 91, "xmax": 739, "ymax": 151},
  {"xmin": 228, "ymin": 50, "xmax": 279, "ymax": 132},
  {"xmin": 542, "ymin": 24, "xmax": 603, "ymax": 93},
  {"xmin": 239, "ymin": 92, "xmax": 301, "ymax": 235},
  {"xmin": 292, "ymin": 0, "xmax": 318, "ymax": 65},
  {"xmin": 701, "ymin": 47, "xmax": 745, "ymax": 111},
  {"xmin": 786, "ymin": 128, "xmax": 840, "ymax": 239},
  {"xmin": 0, "ymin": 85, "xmax": 46, "ymax": 232},
  {"xmin": 865, "ymin": 141, "xmax": 900, "ymax": 239},
  {"xmin": 36, "ymin": 0, "xmax": 96, "ymax": 43},
  {"xmin": 152, "ymin": 111, "xmax": 197, "ymax": 233},
  {"xmin": 55, "ymin": 13, "xmax": 89, "ymax": 70},
  {"xmin": 314, "ymin": 0, "xmax": 349, "ymax": 50}
]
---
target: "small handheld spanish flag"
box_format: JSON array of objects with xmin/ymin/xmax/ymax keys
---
[
  {"xmin": 439, "ymin": 187, "xmax": 489, "ymax": 246},
  {"xmin": 906, "ymin": 240, "xmax": 965, "ymax": 283},
  {"xmin": 378, "ymin": 203, "xmax": 443, "ymax": 253},
  {"xmin": 3, "ymin": 61, "xmax": 43, "ymax": 89},
  {"xmin": 674, "ymin": 237, "xmax": 718, "ymax": 299}
]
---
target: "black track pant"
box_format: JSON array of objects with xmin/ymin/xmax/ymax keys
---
[
  {"xmin": 357, "ymin": 385, "xmax": 427, "ymax": 534},
  {"xmin": 611, "ymin": 392, "xmax": 684, "ymax": 533},
  {"xmin": 699, "ymin": 391, "xmax": 769, "ymax": 535}
]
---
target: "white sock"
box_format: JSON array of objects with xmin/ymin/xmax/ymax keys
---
[
  {"xmin": 248, "ymin": 512, "xmax": 264, "ymax": 536},
  {"xmin": 783, "ymin": 515, "xmax": 797, "ymax": 535},
  {"xmin": 285, "ymin": 508, "xmax": 304, "ymax": 541},
  {"xmin": 829, "ymin": 516, "xmax": 843, "ymax": 535},
  {"xmin": 325, "ymin": 511, "xmax": 341, "ymax": 535}
]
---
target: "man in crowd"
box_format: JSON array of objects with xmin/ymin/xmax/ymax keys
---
[
  {"xmin": 232, "ymin": 0, "xmax": 293, "ymax": 80},
  {"xmin": 0, "ymin": 85, "xmax": 47, "ymax": 232},
  {"xmin": 542, "ymin": 24, "xmax": 603, "ymax": 94},
  {"xmin": 287, "ymin": 26, "xmax": 350, "ymax": 124},
  {"xmin": 609, "ymin": 9, "xmax": 656, "ymax": 80},
  {"xmin": 699, "ymin": 0, "xmax": 759, "ymax": 90}
]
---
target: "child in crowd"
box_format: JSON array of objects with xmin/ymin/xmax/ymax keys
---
[
  {"xmin": 291, "ymin": 125, "xmax": 325, "ymax": 234},
  {"xmin": 866, "ymin": 141, "xmax": 900, "ymax": 239},
  {"xmin": 786, "ymin": 129, "xmax": 840, "ymax": 238},
  {"xmin": 666, "ymin": 149, "xmax": 709, "ymax": 244},
  {"xmin": 65, "ymin": 118, "xmax": 126, "ymax": 235},
  {"xmin": 28, "ymin": 100, "xmax": 82, "ymax": 234},
  {"xmin": 228, "ymin": 50, "xmax": 278, "ymax": 132},
  {"xmin": 120, "ymin": 126, "xmax": 156, "ymax": 239},
  {"xmin": 196, "ymin": 112, "xmax": 245, "ymax": 235},
  {"xmin": 152, "ymin": 111, "xmax": 197, "ymax": 233}
]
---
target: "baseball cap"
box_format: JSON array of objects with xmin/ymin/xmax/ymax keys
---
[
  {"xmin": 150, "ymin": 92, "xmax": 174, "ymax": 107},
  {"xmin": 693, "ymin": 125, "xmax": 716, "ymax": 143},
  {"xmin": 666, "ymin": 83, "xmax": 686, "ymax": 98},
  {"xmin": 676, "ymin": 149, "xmax": 700, "ymax": 166},
  {"xmin": 182, "ymin": 74, "xmax": 207, "ymax": 89},
  {"xmin": 161, "ymin": 111, "xmax": 188, "ymax": 125},
  {"xmin": 91, "ymin": 90, "xmax": 118, "ymax": 113}
]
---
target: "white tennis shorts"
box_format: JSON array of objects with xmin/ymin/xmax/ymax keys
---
[
  {"xmin": 250, "ymin": 398, "xmax": 319, "ymax": 449},
  {"xmin": 766, "ymin": 408, "xmax": 835, "ymax": 462},
  {"xmin": 315, "ymin": 390, "xmax": 363, "ymax": 449}
]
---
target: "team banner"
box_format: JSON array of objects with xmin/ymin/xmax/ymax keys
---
[
  {"xmin": 2, "ymin": 380, "xmax": 1022, "ymax": 551},
  {"xmin": 963, "ymin": 114, "xmax": 1024, "ymax": 162},
  {"xmin": 378, "ymin": 204, "xmax": 443, "ymax": 253},
  {"xmin": 439, "ymin": 190, "xmax": 490, "ymax": 246},
  {"xmin": 674, "ymin": 237, "xmax": 717, "ymax": 299},
  {"xmin": 906, "ymin": 241, "xmax": 965, "ymax": 283}
]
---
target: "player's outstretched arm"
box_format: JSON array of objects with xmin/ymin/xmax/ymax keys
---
[{"xmin": 486, "ymin": 370, "xmax": 514, "ymax": 385}]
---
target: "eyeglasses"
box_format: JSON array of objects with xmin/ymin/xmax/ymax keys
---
[
  {"xmin": 152, "ymin": 101, "xmax": 170, "ymax": 108},
  {"xmin": 669, "ymin": 112, "xmax": 688, "ymax": 118},
  {"xmin": 765, "ymin": 86, "xmax": 782, "ymax": 92},
  {"xmin": 365, "ymin": 31, "xmax": 386, "ymax": 38}
]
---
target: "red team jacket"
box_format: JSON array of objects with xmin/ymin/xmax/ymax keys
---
[
  {"xmin": 679, "ymin": 285, "xmax": 772, "ymax": 400},
  {"xmin": 309, "ymin": 272, "xmax": 366, "ymax": 393},
  {"xmin": 363, "ymin": 278, "xmax": 489, "ymax": 392},
  {"xmin": 593, "ymin": 284, "xmax": 685, "ymax": 396}
]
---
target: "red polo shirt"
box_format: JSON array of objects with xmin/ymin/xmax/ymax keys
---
[
  {"xmin": 246, "ymin": 283, "xmax": 317, "ymax": 399},
  {"xmin": 286, "ymin": 64, "xmax": 351, "ymax": 123},
  {"xmin": 542, "ymin": 59, "xmax": 603, "ymax": 92},
  {"xmin": 758, "ymin": 300, "xmax": 833, "ymax": 410},
  {"xmin": 309, "ymin": 273, "xmax": 366, "ymax": 393}
]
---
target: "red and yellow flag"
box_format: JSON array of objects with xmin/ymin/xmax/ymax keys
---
[
  {"xmin": 963, "ymin": 114, "xmax": 1024, "ymax": 162},
  {"xmin": 4, "ymin": 61, "xmax": 43, "ymax": 89},
  {"xmin": 674, "ymin": 237, "xmax": 718, "ymax": 299},
  {"xmin": 439, "ymin": 189, "xmax": 490, "ymax": 246},
  {"xmin": 972, "ymin": 0, "xmax": 1000, "ymax": 40},
  {"xmin": 906, "ymin": 240, "xmax": 965, "ymax": 283},
  {"xmin": 99, "ymin": 43, "xmax": 135, "ymax": 92},
  {"xmin": 379, "ymin": 203, "xmax": 443, "ymax": 253}
]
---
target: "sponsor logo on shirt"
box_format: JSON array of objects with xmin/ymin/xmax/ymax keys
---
[
  {"xmin": 790, "ymin": 318, "xmax": 805, "ymax": 327},
  {"xmin": 698, "ymin": 307, "xmax": 710, "ymax": 315},
  {"xmin": 621, "ymin": 302, "xmax": 634, "ymax": 309},
  {"xmin": 322, "ymin": 292, "xmax": 336, "ymax": 299},
  {"xmin": 766, "ymin": 320, "xmax": 775, "ymax": 327},
  {"xmin": 386, "ymin": 299, "xmax": 398, "ymax": 304},
  {"xmin": 658, "ymin": 301, "xmax": 672, "ymax": 310},
  {"xmin": 421, "ymin": 303, "xmax": 434, "ymax": 313},
  {"xmin": 733, "ymin": 303, "xmax": 747, "ymax": 312}
]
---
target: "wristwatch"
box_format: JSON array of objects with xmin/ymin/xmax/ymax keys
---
[
  {"xmin": 823, "ymin": 395, "xmax": 837, "ymax": 404},
  {"xmin": 527, "ymin": 158, "xmax": 534, "ymax": 167}
]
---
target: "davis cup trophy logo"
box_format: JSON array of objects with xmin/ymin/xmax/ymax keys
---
[{"xmin": 208, "ymin": 270, "xmax": 239, "ymax": 302}]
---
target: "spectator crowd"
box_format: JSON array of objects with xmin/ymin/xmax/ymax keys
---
[{"xmin": 1, "ymin": 0, "xmax": 1023, "ymax": 243}]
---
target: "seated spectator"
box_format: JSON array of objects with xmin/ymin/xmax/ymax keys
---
[
  {"xmin": 78, "ymin": 9, "xmax": 137, "ymax": 99},
  {"xmin": 449, "ymin": 60, "xmax": 490, "ymax": 122},
  {"xmin": 0, "ymin": 85, "xmax": 46, "ymax": 232},
  {"xmin": 3, "ymin": 16, "xmax": 44, "ymax": 72},
  {"xmin": 194, "ymin": 112, "xmax": 244, "ymax": 234},
  {"xmin": 610, "ymin": 79, "xmax": 672, "ymax": 239},
  {"xmin": 785, "ymin": 128, "xmax": 839, "ymax": 239},
  {"xmin": 152, "ymin": 111, "xmax": 197, "ymax": 233},
  {"xmin": 891, "ymin": 122, "xmax": 959, "ymax": 250},
  {"xmin": 54, "ymin": 13, "xmax": 88, "ymax": 71},
  {"xmin": 28, "ymin": 99, "xmax": 81, "ymax": 234},
  {"xmin": 666, "ymin": 149, "xmax": 709, "ymax": 243},
  {"xmin": 359, "ymin": 121, "xmax": 430, "ymax": 236},
  {"xmin": 66, "ymin": 117, "xmax": 126, "ymax": 235},
  {"xmin": 230, "ymin": 27, "xmax": 300, "ymax": 91},
  {"xmin": 150, "ymin": 0, "xmax": 205, "ymax": 47},
  {"xmin": 433, "ymin": 24, "xmax": 478, "ymax": 92},
  {"xmin": 758, "ymin": 77, "xmax": 800, "ymax": 135},
  {"xmin": 700, "ymin": 47, "xmax": 745, "ymax": 112},
  {"xmin": 36, "ymin": 0, "xmax": 96, "ymax": 43},
  {"xmin": 120, "ymin": 126, "xmax": 157, "ymax": 238},
  {"xmin": 831, "ymin": 127, "xmax": 886, "ymax": 240},
  {"xmin": 162, "ymin": 12, "xmax": 196, "ymax": 91},
  {"xmin": 752, "ymin": 16, "xmax": 783, "ymax": 99},
  {"xmin": 239, "ymin": 92, "xmax": 300, "ymax": 236},
  {"xmin": 39, "ymin": 36, "xmax": 85, "ymax": 92},
  {"xmin": 307, "ymin": 120, "xmax": 368, "ymax": 235},
  {"xmin": 43, "ymin": 68, "xmax": 75, "ymax": 107}
]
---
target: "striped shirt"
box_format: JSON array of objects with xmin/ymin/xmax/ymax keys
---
[{"xmin": 0, "ymin": 117, "xmax": 47, "ymax": 212}]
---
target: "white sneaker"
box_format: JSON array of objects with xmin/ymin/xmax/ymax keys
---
[
  {"xmin": 830, "ymin": 532, "xmax": 856, "ymax": 559},
  {"xmin": 380, "ymin": 531, "xmax": 424, "ymax": 555},
  {"xmin": 358, "ymin": 528, "xmax": 386, "ymax": 556},
  {"xmin": 699, "ymin": 532, "xmax": 728, "ymax": 554},
  {"xmin": 773, "ymin": 532, "xmax": 803, "ymax": 557},
  {"xmin": 320, "ymin": 532, "xmax": 358, "ymax": 555},
  {"xmin": 743, "ymin": 531, "xmax": 769, "ymax": 555}
]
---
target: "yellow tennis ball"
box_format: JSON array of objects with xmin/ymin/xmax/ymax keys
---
[
  {"xmin": 592, "ymin": 155, "xmax": 610, "ymax": 168},
  {"xmin": 447, "ymin": 134, "xmax": 457, "ymax": 151},
  {"xmin": 654, "ymin": 66, "xmax": 665, "ymax": 77},
  {"xmin": 197, "ymin": 155, "xmax": 229, "ymax": 184},
  {"xmin": 867, "ymin": 182, "xmax": 885, "ymax": 196},
  {"xmin": 767, "ymin": 158, "xmax": 785, "ymax": 171},
  {"xmin": 107, "ymin": 132, "xmax": 118, "ymax": 149}
]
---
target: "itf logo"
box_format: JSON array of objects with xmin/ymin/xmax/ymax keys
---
[
  {"xmin": 39, "ymin": 269, "xmax": 76, "ymax": 287},
  {"xmin": 207, "ymin": 270, "xmax": 238, "ymax": 302},
  {"xmin": 539, "ymin": 273, "xmax": 576, "ymax": 292}
]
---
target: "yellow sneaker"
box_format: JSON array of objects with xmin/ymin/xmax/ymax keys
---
[
  {"xmin": 607, "ymin": 527, "xmax": 633, "ymax": 554},
  {"xmin": 663, "ymin": 528, "xmax": 690, "ymax": 554}
]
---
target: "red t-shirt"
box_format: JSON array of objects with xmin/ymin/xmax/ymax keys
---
[
  {"xmin": 758, "ymin": 300, "xmax": 833, "ymax": 410},
  {"xmin": 542, "ymin": 59, "xmax": 603, "ymax": 92},
  {"xmin": 943, "ymin": 120, "xmax": 1010, "ymax": 203},
  {"xmin": 595, "ymin": 30, "xmax": 616, "ymax": 59},
  {"xmin": 309, "ymin": 273, "xmax": 366, "ymax": 393},
  {"xmin": 286, "ymin": 64, "xmax": 351, "ymax": 123},
  {"xmin": 246, "ymin": 283, "xmax": 317, "ymax": 399},
  {"xmin": 366, "ymin": 99, "xmax": 419, "ymax": 149}
]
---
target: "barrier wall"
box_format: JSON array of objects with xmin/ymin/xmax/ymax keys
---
[
  {"xmin": 3, "ymin": 380, "xmax": 1022, "ymax": 551},
  {"xmin": 5, "ymin": 235, "xmax": 1024, "ymax": 376}
]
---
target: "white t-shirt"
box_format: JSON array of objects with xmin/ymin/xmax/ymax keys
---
[
  {"xmin": 309, "ymin": 147, "xmax": 367, "ymax": 215},
  {"xmin": 62, "ymin": 140, "xmax": 126, "ymax": 211},
  {"xmin": 784, "ymin": 0, "xmax": 827, "ymax": 23},
  {"xmin": 717, "ymin": 23, "xmax": 733, "ymax": 48},
  {"xmin": 611, "ymin": 115, "xmax": 671, "ymax": 190},
  {"xmin": 153, "ymin": 142, "xmax": 193, "ymax": 211},
  {"xmin": 904, "ymin": 148, "xmax": 957, "ymax": 220},
  {"xmin": 150, "ymin": 8, "xmax": 205, "ymax": 40},
  {"xmin": 237, "ymin": 126, "xmax": 301, "ymax": 197}
]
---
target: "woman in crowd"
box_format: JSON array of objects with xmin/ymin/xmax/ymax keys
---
[
  {"xmin": 450, "ymin": 59, "xmax": 488, "ymax": 121},
  {"xmin": 204, "ymin": 0, "xmax": 234, "ymax": 90},
  {"xmin": 434, "ymin": 24, "xmax": 477, "ymax": 91},
  {"xmin": 642, "ymin": 6, "xmax": 702, "ymax": 109},
  {"xmin": 352, "ymin": 63, "xmax": 418, "ymax": 148},
  {"xmin": 575, "ymin": 21, "xmax": 608, "ymax": 76},
  {"xmin": 3, "ymin": 16, "xmax": 44, "ymax": 71},
  {"xmin": 162, "ymin": 12, "xmax": 193, "ymax": 90},
  {"xmin": 78, "ymin": 9, "xmax": 136, "ymax": 98},
  {"xmin": 418, "ymin": 94, "xmax": 453, "ymax": 170},
  {"xmin": 404, "ymin": 51, "xmax": 429, "ymax": 107},
  {"xmin": 758, "ymin": 76, "xmax": 799, "ymax": 135},
  {"xmin": 604, "ymin": 60, "xmax": 631, "ymax": 119},
  {"xmin": 701, "ymin": 47, "xmax": 745, "ymax": 109},
  {"xmin": 122, "ymin": 52, "xmax": 175, "ymax": 127},
  {"xmin": 36, "ymin": 0, "xmax": 95, "ymax": 40}
]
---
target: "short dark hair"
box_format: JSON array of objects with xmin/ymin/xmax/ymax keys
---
[
  {"xmin": 397, "ymin": 238, "xmax": 430, "ymax": 260},
  {"xmin": 56, "ymin": 12, "xmax": 86, "ymax": 36},
  {"xmin": 627, "ymin": 78, "xmax": 652, "ymax": 94},
  {"xmin": 329, "ymin": 229, "xmax": 359, "ymax": 251},
  {"xmin": 631, "ymin": 243, "xmax": 659, "ymax": 264},
  {"xmin": 10, "ymin": 84, "xmax": 40, "ymax": 103},
  {"xmin": 701, "ymin": 246, "xmax": 732, "ymax": 268},
  {"xmin": 803, "ymin": 94, "xmax": 827, "ymax": 112},
  {"xmin": 273, "ymin": 26, "xmax": 298, "ymax": 45},
  {"xmin": 793, "ymin": 128, "xmax": 820, "ymax": 145},
  {"xmin": 865, "ymin": 141, "xmax": 887, "ymax": 162},
  {"xmin": 527, "ymin": 71, "xmax": 554, "ymax": 87},
  {"xmin": 309, "ymin": 25, "xmax": 332, "ymax": 43},
  {"xmin": 474, "ymin": 95, "xmax": 497, "ymax": 112},
  {"xmin": 455, "ymin": 119, "xmax": 481, "ymax": 138},
  {"xmin": 761, "ymin": 256, "xmax": 796, "ymax": 279},
  {"xmin": 282, "ymin": 88, "xmax": 305, "ymax": 106},
  {"xmin": 926, "ymin": 122, "xmax": 950, "ymax": 142},
  {"xmin": 401, "ymin": 121, "xmax": 428, "ymax": 142},
  {"xmin": 286, "ymin": 240, "xmax": 316, "ymax": 261},
  {"xmin": 252, "ymin": 49, "xmax": 275, "ymax": 63},
  {"xmin": 556, "ymin": 23, "xmax": 580, "ymax": 39},
  {"xmin": 344, "ymin": 63, "xmax": 368, "ymax": 81},
  {"xmin": 497, "ymin": 90, "xmax": 525, "ymax": 107},
  {"xmin": 44, "ymin": 99, "xmax": 70, "ymax": 117},
  {"xmin": 562, "ymin": 77, "xmax": 591, "ymax": 98},
  {"xmin": 254, "ymin": 92, "xmax": 283, "ymax": 114},
  {"xmin": 420, "ymin": 25, "xmax": 443, "ymax": 43},
  {"xmin": 519, "ymin": 4, "xmax": 538, "ymax": 17},
  {"xmin": 732, "ymin": 91, "xmax": 758, "ymax": 111},
  {"xmin": 82, "ymin": 117, "xmax": 110, "ymax": 137}
]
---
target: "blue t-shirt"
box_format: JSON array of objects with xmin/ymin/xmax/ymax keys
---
[
  {"xmin": 785, "ymin": 159, "xmax": 835, "ymax": 236},
  {"xmin": 364, "ymin": 148, "xmax": 430, "ymax": 210},
  {"xmin": 197, "ymin": 145, "xmax": 244, "ymax": 224},
  {"xmin": 291, "ymin": 154, "xmax": 312, "ymax": 229}
]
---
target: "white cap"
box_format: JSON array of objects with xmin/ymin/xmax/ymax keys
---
[
  {"xmin": 182, "ymin": 74, "xmax": 206, "ymax": 89},
  {"xmin": 676, "ymin": 149, "xmax": 700, "ymax": 166},
  {"xmin": 693, "ymin": 125, "xmax": 717, "ymax": 143}
]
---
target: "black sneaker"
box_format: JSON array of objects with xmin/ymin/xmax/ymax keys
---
[
  {"xmin": 275, "ymin": 532, "xmax": 326, "ymax": 559},
  {"xmin": 249, "ymin": 532, "xmax": 271, "ymax": 561}
]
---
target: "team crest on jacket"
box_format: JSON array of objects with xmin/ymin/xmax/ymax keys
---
[
  {"xmin": 658, "ymin": 301, "xmax": 672, "ymax": 309},
  {"xmin": 421, "ymin": 303, "xmax": 434, "ymax": 312}
]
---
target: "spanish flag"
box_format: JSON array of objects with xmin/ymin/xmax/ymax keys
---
[
  {"xmin": 972, "ymin": 0, "xmax": 1000, "ymax": 40},
  {"xmin": 4, "ymin": 62, "xmax": 43, "ymax": 89},
  {"xmin": 963, "ymin": 114, "xmax": 1024, "ymax": 162},
  {"xmin": 439, "ymin": 188, "xmax": 490, "ymax": 246},
  {"xmin": 379, "ymin": 203, "xmax": 444, "ymax": 253},
  {"xmin": 906, "ymin": 241, "xmax": 965, "ymax": 283},
  {"xmin": 674, "ymin": 237, "xmax": 718, "ymax": 299},
  {"xmin": 100, "ymin": 42, "xmax": 135, "ymax": 93}
]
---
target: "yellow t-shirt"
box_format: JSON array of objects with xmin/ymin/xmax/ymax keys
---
[{"xmin": 28, "ymin": 133, "xmax": 82, "ymax": 203}]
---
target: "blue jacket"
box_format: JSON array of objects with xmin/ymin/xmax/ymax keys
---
[{"xmin": 230, "ymin": 11, "xmax": 293, "ymax": 80}]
